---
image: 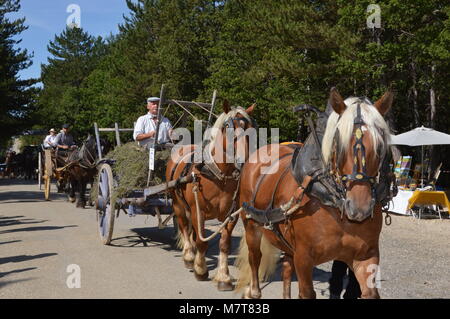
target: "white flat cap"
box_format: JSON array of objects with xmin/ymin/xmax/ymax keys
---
[{"xmin": 147, "ymin": 97, "xmax": 160, "ymax": 103}]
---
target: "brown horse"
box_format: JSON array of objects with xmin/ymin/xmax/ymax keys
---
[
  {"xmin": 166, "ymin": 101, "xmax": 256, "ymax": 291},
  {"xmin": 63, "ymin": 135, "xmax": 109, "ymax": 208},
  {"xmin": 236, "ymin": 88, "xmax": 395, "ymax": 299}
]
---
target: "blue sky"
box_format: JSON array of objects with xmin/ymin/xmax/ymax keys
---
[{"xmin": 9, "ymin": 0, "xmax": 132, "ymax": 81}]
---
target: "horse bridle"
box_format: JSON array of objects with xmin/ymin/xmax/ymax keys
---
[
  {"xmin": 203, "ymin": 111, "xmax": 257, "ymax": 181},
  {"xmin": 331, "ymin": 100, "xmax": 385, "ymax": 214}
]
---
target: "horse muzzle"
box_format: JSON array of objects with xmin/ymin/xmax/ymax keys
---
[{"xmin": 344, "ymin": 198, "xmax": 375, "ymax": 222}]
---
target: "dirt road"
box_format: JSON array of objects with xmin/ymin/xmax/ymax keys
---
[{"xmin": 1, "ymin": 179, "xmax": 449, "ymax": 299}]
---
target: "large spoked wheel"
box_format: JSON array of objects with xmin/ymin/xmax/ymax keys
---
[
  {"xmin": 44, "ymin": 175, "xmax": 51, "ymax": 201},
  {"xmin": 96, "ymin": 163, "xmax": 115, "ymax": 245},
  {"xmin": 38, "ymin": 152, "xmax": 42, "ymax": 190}
]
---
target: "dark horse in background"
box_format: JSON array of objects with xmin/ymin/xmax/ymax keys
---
[
  {"xmin": 59, "ymin": 135, "xmax": 110, "ymax": 208},
  {"xmin": 21, "ymin": 146, "xmax": 39, "ymax": 180}
]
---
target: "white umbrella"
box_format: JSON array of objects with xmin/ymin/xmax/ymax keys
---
[
  {"xmin": 390, "ymin": 126, "xmax": 450, "ymax": 187},
  {"xmin": 390, "ymin": 126, "xmax": 450, "ymax": 146}
]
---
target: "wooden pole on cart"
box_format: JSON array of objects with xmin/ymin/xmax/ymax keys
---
[
  {"xmin": 114, "ymin": 122, "xmax": 121, "ymax": 147},
  {"xmin": 147, "ymin": 84, "xmax": 165, "ymax": 186},
  {"xmin": 207, "ymin": 90, "xmax": 217, "ymax": 128},
  {"xmin": 38, "ymin": 151, "xmax": 42, "ymax": 190},
  {"xmin": 94, "ymin": 122, "xmax": 103, "ymax": 160}
]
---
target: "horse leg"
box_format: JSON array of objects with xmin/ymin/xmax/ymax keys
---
[
  {"xmin": 352, "ymin": 257, "xmax": 380, "ymax": 299},
  {"xmin": 69, "ymin": 178, "xmax": 77, "ymax": 203},
  {"xmin": 281, "ymin": 254, "xmax": 294, "ymax": 299},
  {"xmin": 192, "ymin": 210, "xmax": 209, "ymax": 281},
  {"xmin": 76, "ymin": 178, "xmax": 86, "ymax": 208},
  {"xmin": 174, "ymin": 202, "xmax": 196, "ymax": 269},
  {"xmin": 293, "ymin": 251, "xmax": 316, "ymax": 299},
  {"xmin": 242, "ymin": 221, "xmax": 263, "ymax": 299},
  {"xmin": 213, "ymin": 217, "xmax": 238, "ymax": 291}
]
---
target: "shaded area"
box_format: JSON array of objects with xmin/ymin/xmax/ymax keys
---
[
  {"xmin": 0, "ymin": 219, "xmax": 48, "ymax": 227},
  {"xmin": 0, "ymin": 267, "xmax": 37, "ymax": 278},
  {"xmin": 0, "ymin": 179, "xmax": 68, "ymax": 203},
  {"xmin": 0, "ymin": 240, "xmax": 22, "ymax": 245},
  {"xmin": 0, "ymin": 224, "xmax": 77, "ymax": 234},
  {"xmin": 0, "ymin": 253, "xmax": 58, "ymax": 265},
  {"xmin": 0, "ymin": 278, "xmax": 36, "ymax": 289},
  {"xmin": 110, "ymin": 226, "xmax": 178, "ymax": 249}
]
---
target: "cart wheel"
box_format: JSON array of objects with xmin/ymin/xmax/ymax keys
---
[
  {"xmin": 38, "ymin": 152, "xmax": 42, "ymax": 190},
  {"xmin": 96, "ymin": 163, "xmax": 115, "ymax": 245},
  {"xmin": 44, "ymin": 176, "xmax": 51, "ymax": 201}
]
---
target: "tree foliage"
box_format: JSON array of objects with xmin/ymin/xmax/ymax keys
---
[
  {"xmin": 30, "ymin": 0, "xmax": 450, "ymax": 152},
  {"xmin": 0, "ymin": 0, "xmax": 37, "ymax": 145}
]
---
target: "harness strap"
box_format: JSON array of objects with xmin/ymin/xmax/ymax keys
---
[{"xmin": 251, "ymin": 152, "xmax": 294, "ymax": 205}]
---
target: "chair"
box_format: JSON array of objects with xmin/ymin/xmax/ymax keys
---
[
  {"xmin": 426, "ymin": 162, "xmax": 442, "ymax": 191},
  {"xmin": 394, "ymin": 156, "xmax": 412, "ymax": 187}
]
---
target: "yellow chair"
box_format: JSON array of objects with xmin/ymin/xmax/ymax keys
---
[{"xmin": 407, "ymin": 190, "xmax": 450, "ymax": 219}]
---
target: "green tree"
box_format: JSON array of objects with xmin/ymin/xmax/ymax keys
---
[
  {"xmin": 37, "ymin": 26, "xmax": 107, "ymax": 138},
  {"xmin": 0, "ymin": 0, "xmax": 37, "ymax": 145}
]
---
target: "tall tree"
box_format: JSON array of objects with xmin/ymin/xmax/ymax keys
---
[
  {"xmin": 37, "ymin": 26, "xmax": 107, "ymax": 136},
  {"xmin": 0, "ymin": 0, "xmax": 37, "ymax": 145}
]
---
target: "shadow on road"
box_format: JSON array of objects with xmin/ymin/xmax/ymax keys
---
[
  {"xmin": 0, "ymin": 267, "xmax": 37, "ymax": 278},
  {"xmin": 0, "ymin": 253, "xmax": 58, "ymax": 265},
  {"xmin": 0, "ymin": 224, "xmax": 77, "ymax": 234},
  {"xmin": 0, "ymin": 179, "xmax": 68, "ymax": 203},
  {"xmin": 0, "ymin": 278, "xmax": 36, "ymax": 289},
  {"xmin": 0, "ymin": 240, "xmax": 22, "ymax": 245},
  {"xmin": 109, "ymin": 226, "xmax": 178, "ymax": 249}
]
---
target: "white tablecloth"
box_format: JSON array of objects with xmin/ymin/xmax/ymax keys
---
[{"xmin": 390, "ymin": 189, "xmax": 415, "ymax": 215}]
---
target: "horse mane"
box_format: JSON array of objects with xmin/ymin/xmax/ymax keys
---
[
  {"xmin": 205, "ymin": 106, "xmax": 251, "ymax": 154},
  {"xmin": 322, "ymin": 97, "xmax": 392, "ymax": 165}
]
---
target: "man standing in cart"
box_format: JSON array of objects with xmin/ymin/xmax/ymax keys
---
[{"xmin": 133, "ymin": 97, "xmax": 173, "ymax": 148}]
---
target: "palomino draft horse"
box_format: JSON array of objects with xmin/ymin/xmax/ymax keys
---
[
  {"xmin": 166, "ymin": 101, "xmax": 256, "ymax": 291},
  {"xmin": 236, "ymin": 88, "xmax": 395, "ymax": 299},
  {"xmin": 63, "ymin": 135, "xmax": 109, "ymax": 208}
]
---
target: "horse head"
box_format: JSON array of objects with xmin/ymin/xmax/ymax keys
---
[
  {"xmin": 323, "ymin": 88, "xmax": 394, "ymax": 222},
  {"xmin": 207, "ymin": 100, "xmax": 256, "ymax": 173}
]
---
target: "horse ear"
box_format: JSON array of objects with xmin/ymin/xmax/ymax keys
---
[
  {"xmin": 223, "ymin": 99, "xmax": 231, "ymax": 114},
  {"xmin": 246, "ymin": 103, "xmax": 256, "ymax": 115},
  {"xmin": 374, "ymin": 90, "xmax": 394, "ymax": 116},
  {"xmin": 328, "ymin": 87, "xmax": 346, "ymax": 115}
]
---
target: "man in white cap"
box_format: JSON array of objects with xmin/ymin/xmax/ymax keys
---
[
  {"xmin": 133, "ymin": 97, "xmax": 173, "ymax": 147},
  {"xmin": 43, "ymin": 128, "xmax": 58, "ymax": 149}
]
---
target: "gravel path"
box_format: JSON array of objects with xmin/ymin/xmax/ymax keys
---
[{"xmin": 1, "ymin": 179, "xmax": 448, "ymax": 298}]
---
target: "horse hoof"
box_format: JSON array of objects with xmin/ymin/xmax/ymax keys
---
[
  {"xmin": 217, "ymin": 281, "xmax": 234, "ymax": 291},
  {"xmin": 76, "ymin": 202, "xmax": 86, "ymax": 208},
  {"xmin": 69, "ymin": 197, "xmax": 76, "ymax": 203},
  {"xmin": 184, "ymin": 260, "xmax": 194, "ymax": 270},
  {"xmin": 194, "ymin": 271, "xmax": 209, "ymax": 281}
]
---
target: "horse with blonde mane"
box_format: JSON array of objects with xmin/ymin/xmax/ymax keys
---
[
  {"xmin": 236, "ymin": 88, "xmax": 396, "ymax": 299},
  {"xmin": 166, "ymin": 100, "xmax": 256, "ymax": 291}
]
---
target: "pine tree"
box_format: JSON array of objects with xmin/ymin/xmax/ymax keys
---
[
  {"xmin": 0, "ymin": 0, "xmax": 37, "ymax": 145},
  {"xmin": 38, "ymin": 26, "xmax": 106, "ymax": 136}
]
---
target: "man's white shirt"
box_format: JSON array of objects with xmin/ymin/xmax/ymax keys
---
[
  {"xmin": 133, "ymin": 113, "xmax": 172, "ymax": 147},
  {"xmin": 43, "ymin": 134, "xmax": 57, "ymax": 148}
]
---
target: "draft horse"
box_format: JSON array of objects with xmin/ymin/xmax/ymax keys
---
[
  {"xmin": 236, "ymin": 88, "xmax": 395, "ymax": 299},
  {"xmin": 166, "ymin": 101, "xmax": 256, "ymax": 291},
  {"xmin": 63, "ymin": 135, "xmax": 109, "ymax": 208}
]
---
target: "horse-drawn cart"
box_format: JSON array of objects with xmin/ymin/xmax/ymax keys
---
[{"xmin": 94, "ymin": 86, "xmax": 217, "ymax": 245}]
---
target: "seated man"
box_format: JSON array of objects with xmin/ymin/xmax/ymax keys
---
[
  {"xmin": 133, "ymin": 97, "xmax": 173, "ymax": 148},
  {"xmin": 43, "ymin": 128, "xmax": 58, "ymax": 149},
  {"xmin": 54, "ymin": 124, "xmax": 77, "ymax": 166},
  {"xmin": 54, "ymin": 124, "xmax": 76, "ymax": 150}
]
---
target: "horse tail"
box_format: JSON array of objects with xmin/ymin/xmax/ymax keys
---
[{"xmin": 235, "ymin": 233, "xmax": 280, "ymax": 292}]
